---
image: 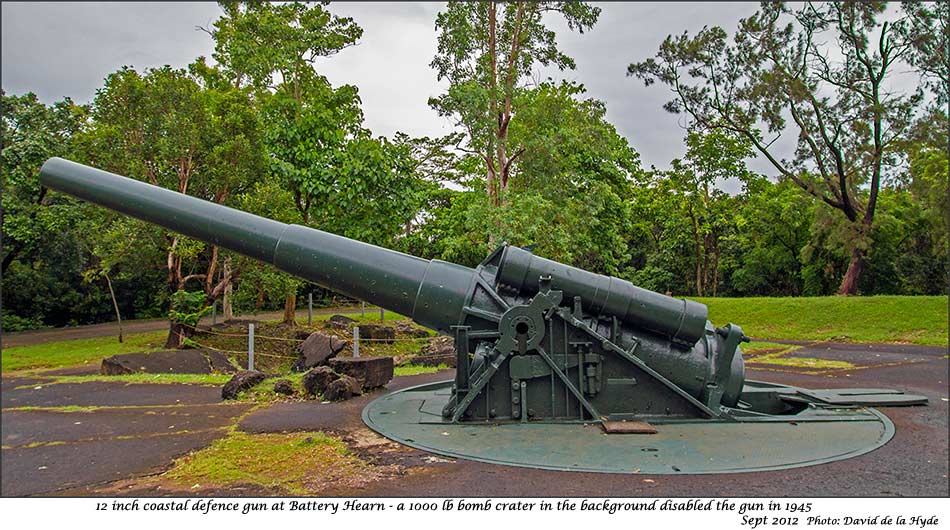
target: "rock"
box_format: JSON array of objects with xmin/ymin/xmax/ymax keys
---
[
  {"xmin": 423, "ymin": 336, "xmax": 455, "ymax": 356},
  {"xmin": 222, "ymin": 370, "xmax": 266, "ymax": 400},
  {"xmin": 329, "ymin": 357, "xmax": 394, "ymax": 389},
  {"xmin": 323, "ymin": 374, "xmax": 362, "ymax": 401},
  {"xmin": 393, "ymin": 354, "xmax": 418, "ymax": 367},
  {"xmin": 273, "ymin": 379, "xmax": 295, "ymax": 396},
  {"xmin": 101, "ymin": 349, "xmax": 238, "ymax": 375},
  {"xmin": 302, "ymin": 366, "xmax": 339, "ymax": 396},
  {"xmin": 414, "ymin": 353, "xmax": 456, "ymax": 368},
  {"xmin": 394, "ymin": 321, "xmax": 429, "ymax": 338},
  {"xmin": 357, "ymin": 324, "xmax": 396, "ymax": 344},
  {"xmin": 411, "ymin": 336, "xmax": 456, "ymax": 367},
  {"xmin": 205, "ymin": 351, "xmax": 240, "ymax": 373},
  {"xmin": 291, "ymin": 332, "xmax": 347, "ymax": 372},
  {"xmin": 327, "ymin": 314, "xmax": 356, "ymax": 329}
]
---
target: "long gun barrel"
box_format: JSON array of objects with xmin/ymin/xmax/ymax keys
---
[
  {"xmin": 39, "ymin": 157, "xmax": 468, "ymax": 329},
  {"xmin": 39, "ymin": 157, "xmax": 746, "ymax": 422}
]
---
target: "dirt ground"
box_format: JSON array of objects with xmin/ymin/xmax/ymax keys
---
[{"xmin": 1, "ymin": 340, "xmax": 947, "ymax": 497}]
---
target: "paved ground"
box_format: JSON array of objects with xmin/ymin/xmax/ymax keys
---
[{"xmin": 1, "ymin": 341, "xmax": 946, "ymax": 497}]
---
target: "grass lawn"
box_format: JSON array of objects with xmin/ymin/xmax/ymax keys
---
[
  {"xmin": 697, "ymin": 295, "xmax": 948, "ymax": 346},
  {"xmin": 394, "ymin": 364, "xmax": 449, "ymax": 376},
  {"xmin": 3, "ymin": 297, "xmax": 944, "ymax": 376},
  {"xmin": 164, "ymin": 430, "xmax": 369, "ymax": 495},
  {"xmin": 2, "ymin": 330, "xmax": 167, "ymax": 372}
]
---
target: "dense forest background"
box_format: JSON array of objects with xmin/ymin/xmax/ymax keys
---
[{"xmin": 2, "ymin": 2, "xmax": 947, "ymax": 345}]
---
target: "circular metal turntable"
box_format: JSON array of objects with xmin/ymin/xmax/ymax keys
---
[{"xmin": 363, "ymin": 380, "xmax": 895, "ymax": 474}]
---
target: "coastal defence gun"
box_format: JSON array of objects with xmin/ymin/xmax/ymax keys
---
[{"xmin": 39, "ymin": 157, "xmax": 927, "ymax": 473}]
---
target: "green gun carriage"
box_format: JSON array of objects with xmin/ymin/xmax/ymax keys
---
[{"xmin": 38, "ymin": 157, "xmax": 927, "ymax": 473}]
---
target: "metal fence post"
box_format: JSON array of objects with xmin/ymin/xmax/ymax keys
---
[
  {"xmin": 380, "ymin": 307, "xmax": 385, "ymax": 321},
  {"xmin": 361, "ymin": 301, "xmax": 365, "ymax": 318},
  {"xmin": 353, "ymin": 326, "xmax": 360, "ymax": 358},
  {"xmin": 248, "ymin": 323, "xmax": 255, "ymax": 371},
  {"xmin": 308, "ymin": 292, "xmax": 313, "ymax": 325}
]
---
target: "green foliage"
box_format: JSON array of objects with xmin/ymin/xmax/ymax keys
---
[
  {"xmin": 721, "ymin": 179, "xmax": 813, "ymax": 296},
  {"xmin": 430, "ymin": 1, "xmax": 601, "ymax": 204},
  {"xmin": 1, "ymin": 91, "xmax": 87, "ymax": 267},
  {"xmin": 658, "ymin": 130, "xmax": 754, "ymax": 296},
  {"xmin": 168, "ymin": 290, "xmax": 212, "ymax": 327},
  {"xmin": 209, "ymin": 1, "xmax": 362, "ymax": 94},
  {"xmin": 413, "ymin": 81, "xmax": 641, "ymax": 276},
  {"xmin": 2, "ymin": 313, "xmax": 48, "ymax": 332},
  {"xmin": 3, "ymin": 3, "xmax": 947, "ymax": 336},
  {"xmin": 901, "ymin": 1, "xmax": 950, "ymax": 105},
  {"xmin": 232, "ymin": 261, "xmax": 302, "ymax": 313},
  {"xmin": 628, "ymin": 2, "xmax": 929, "ymax": 294}
]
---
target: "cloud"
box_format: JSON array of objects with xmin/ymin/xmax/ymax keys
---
[
  {"xmin": 13, "ymin": 1, "xmax": 902, "ymax": 185},
  {"xmin": 2, "ymin": 2, "xmax": 222, "ymax": 102}
]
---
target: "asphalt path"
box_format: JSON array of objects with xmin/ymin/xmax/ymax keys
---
[
  {"xmin": 1, "ymin": 341, "xmax": 946, "ymax": 497},
  {"xmin": 237, "ymin": 342, "xmax": 950, "ymax": 497},
  {"xmin": 0, "ymin": 375, "xmax": 254, "ymax": 496}
]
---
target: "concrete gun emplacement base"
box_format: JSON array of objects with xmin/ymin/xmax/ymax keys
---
[{"xmin": 39, "ymin": 157, "xmax": 927, "ymax": 473}]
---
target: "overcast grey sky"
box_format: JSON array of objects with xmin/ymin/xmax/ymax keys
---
[{"xmin": 3, "ymin": 2, "xmax": 788, "ymax": 177}]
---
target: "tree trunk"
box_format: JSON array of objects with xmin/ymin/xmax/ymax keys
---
[
  {"xmin": 688, "ymin": 205, "xmax": 703, "ymax": 296},
  {"xmin": 103, "ymin": 272, "xmax": 123, "ymax": 343},
  {"xmin": 282, "ymin": 293, "xmax": 297, "ymax": 326},
  {"xmin": 165, "ymin": 321, "xmax": 193, "ymax": 349},
  {"xmin": 711, "ymin": 246, "xmax": 720, "ymax": 297},
  {"xmin": 837, "ymin": 247, "xmax": 865, "ymax": 295},
  {"xmin": 222, "ymin": 258, "xmax": 234, "ymax": 320}
]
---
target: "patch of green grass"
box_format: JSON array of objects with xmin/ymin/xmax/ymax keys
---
[
  {"xmin": 2, "ymin": 440, "xmax": 66, "ymax": 449},
  {"xmin": 394, "ymin": 364, "xmax": 450, "ymax": 377},
  {"xmin": 741, "ymin": 341, "xmax": 792, "ymax": 354},
  {"xmin": 4, "ymin": 405, "xmax": 106, "ymax": 413},
  {"xmin": 696, "ymin": 295, "xmax": 948, "ymax": 346},
  {"xmin": 741, "ymin": 343, "xmax": 856, "ymax": 371},
  {"xmin": 235, "ymin": 373, "xmax": 308, "ymax": 403},
  {"xmin": 23, "ymin": 373, "xmax": 231, "ymax": 387},
  {"xmin": 748, "ymin": 355, "xmax": 856, "ymax": 370},
  {"xmin": 165, "ymin": 430, "xmax": 368, "ymax": 495},
  {"xmin": 2, "ymin": 331, "xmax": 168, "ymax": 372}
]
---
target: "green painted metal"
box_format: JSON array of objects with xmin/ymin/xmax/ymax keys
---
[
  {"xmin": 39, "ymin": 157, "xmax": 457, "ymax": 321},
  {"xmin": 39, "ymin": 158, "xmax": 926, "ymax": 430},
  {"xmin": 363, "ymin": 380, "xmax": 897, "ymax": 474}
]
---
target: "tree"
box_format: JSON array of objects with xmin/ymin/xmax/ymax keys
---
[
  {"xmin": 720, "ymin": 178, "xmax": 814, "ymax": 296},
  {"xmin": 414, "ymin": 81, "xmax": 641, "ymax": 276},
  {"xmin": 429, "ymin": 1, "xmax": 600, "ymax": 206},
  {"xmin": 902, "ymin": 1, "xmax": 949, "ymax": 105},
  {"xmin": 76, "ymin": 65, "xmax": 265, "ymax": 346},
  {"xmin": 207, "ymin": 1, "xmax": 364, "ymax": 325},
  {"xmin": 209, "ymin": 2, "xmax": 431, "ymax": 324},
  {"xmin": 1, "ymin": 92, "xmax": 87, "ymax": 274},
  {"xmin": 663, "ymin": 130, "xmax": 756, "ymax": 296},
  {"xmin": 207, "ymin": 1, "xmax": 362, "ymax": 97},
  {"xmin": 628, "ymin": 2, "xmax": 925, "ymax": 294}
]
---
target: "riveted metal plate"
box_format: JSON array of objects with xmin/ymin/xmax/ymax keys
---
[{"xmin": 363, "ymin": 380, "xmax": 896, "ymax": 474}]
